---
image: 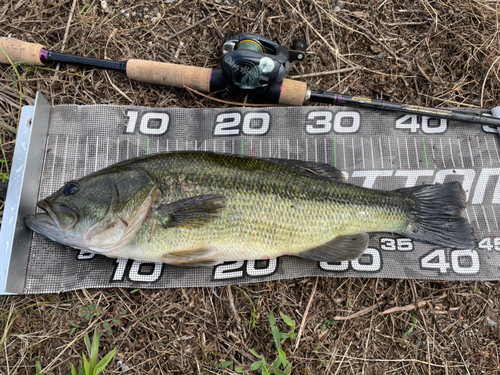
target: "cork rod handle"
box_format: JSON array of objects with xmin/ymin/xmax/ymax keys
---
[
  {"xmin": 278, "ymin": 79, "xmax": 308, "ymax": 106},
  {"xmin": 0, "ymin": 37, "xmax": 44, "ymax": 65},
  {"xmin": 126, "ymin": 59, "xmax": 212, "ymax": 93}
]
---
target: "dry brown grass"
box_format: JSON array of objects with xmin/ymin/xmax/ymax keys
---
[{"xmin": 1, "ymin": 0, "xmax": 500, "ymax": 374}]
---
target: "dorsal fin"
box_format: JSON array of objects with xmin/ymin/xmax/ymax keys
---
[{"xmin": 263, "ymin": 158, "xmax": 346, "ymax": 182}]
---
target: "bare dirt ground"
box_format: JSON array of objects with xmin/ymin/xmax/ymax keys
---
[{"xmin": 1, "ymin": 0, "xmax": 500, "ymax": 374}]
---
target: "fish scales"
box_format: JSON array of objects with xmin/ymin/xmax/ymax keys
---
[{"xmin": 117, "ymin": 153, "xmax": 410, "ymax": 262}]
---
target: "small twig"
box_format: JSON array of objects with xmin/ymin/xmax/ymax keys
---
[
  {"xmin": 333, "ymin": 341, "xmax": 352, "ymax": 375},
  {"xmin": 226, "ymin": 286, "xmax": 241, "ymax": 323},
  {"xmin": 165, "ymin": 13, "xmax": 215, "ymax": 42},
  {"xmin": 60, "ymin": 0, "xmax": 78, "ymax": 53},
  {"xmin": 334, "ymin": 302, "xmax": 382, "ymax": 321},
  {"xmin": 289, "ymin": 66, "xmax": 362, "ymax": 79},
  {"xmin": 481, "ymin": 55, "xmax": 500, "ymax": 107},
  {"xmin": 54, "ymin": 0, "xmax": 78, "ymax": 72},
  {"xmin": 294, "ymin": 277, "xmax": 318, "ymax": 352},
  {"xmin": 379, "ymin": 300, "xmax": 427, "ymax": 315},
  {"xmin": 452, "ymin": 337, "xmax": 472, "ymax": 375}
]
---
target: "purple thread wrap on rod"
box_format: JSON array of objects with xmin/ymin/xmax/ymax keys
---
[{"xmin": 39, "ymin": 49, "xmax": 49, "ymax": 64}]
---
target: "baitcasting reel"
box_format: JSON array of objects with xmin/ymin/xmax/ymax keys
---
[{"xmin": 220, "ymin": 32, "xmax": 307, "ymax": 91}]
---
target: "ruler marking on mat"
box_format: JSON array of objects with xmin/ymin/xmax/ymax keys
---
[
  {"xmin": 62, "ymin": 135, "xmax": 69, "ymax": 178},
  {"xmin": 361, "ymin": 138, "xmax": 366, "ymax": 169},
  {"xmin": 472, "ymin": 207, "xmax": 480, "ymax": 232},
  {"xmin": 84, "ymin": 136, "xmax": 89, "ymax": 176},
  {"xmin": 492, "ymin": 137, "xmax": 500, "ymax": 164},
  {"xmin": 448, "ymin": 138, "xmax": 455, "ymax": 168},
  {"xmin": 370, "ymin": 137, "xmax": 375, "ymax": 169},
  {"xmin": 324, "ymin": 138, "xmax": 327, "ymax": 164},
  {"xmin": 305, "ymin": 138, "xmax": 309, "ymax": 161},
  {"xmin": 404, "ymin": 137, "xmax": 411, "ymax": 169},
  {"xmin": 414, "ymin": 138, "xmax": 420, "ymax": 169},
  {"xmin": 491, "ymin": 206, "xmax": 499, "ymax": 234},
  {"xmin": 484, "ymin": 136, "xmax": 493, "ymax": 166},
  {"xmin": 457, "ymin": 138, "xmax": 465, "ymax": 168},
  {"xmin": 73, "ymin": 136, "xmax": 80, "ymax": 180},
  {"xmin": 94, "ymin": 136, "xmax": 99, "ymax": 172},
  {"xmin": 342, "ymin": 139, "xmax": 346, "ymax": 169},
  {"xmin": 422, "ymin": 138, "xmax": 429, "ymax": 169},
  {"xmin": 378, "ymin": 138, "xmax": 384, "ymax": 169},
  {"xmin": 314, "ymin": 138, "xmax": 317, "ymax": 163},
  {"xmin": 475, "ymin": 137, "xmax": 484, "ymax": 167},
  {"xmin": 388, "ymin": 138, "xmax": 393, "ymax": 167},
  {"xmin": 481, "ymin": 205, "xmax": 491, "ymax": 234},
  {"xmin": 396, "ymin": 138, "xmax": 402, "ymax": 169},
  {"xmin": 50, "ymin": 135, "xmax": 59, "ymax": 193},
  {"xmin": 467, "ymin": 138, "xmax": 475, "ymax": 167},
  {"xmin": 439, "ymin": 138, "xmax": 446, "ymax": 168},
  {"xmin": 430, "ymin": 138, "xmax": 436, "ymax": 168},
  {"xmin": 352, "ymin": 138, "xmax": 356, "ymax": 170},
  {"xmin": 115, "ymin": 137, "xmax": 119, "ymax": 164}
]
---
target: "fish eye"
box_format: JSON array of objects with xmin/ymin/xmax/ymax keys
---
[{"xmin": 64, "ymin": 182, "xmax": 80, "ymax": 196}]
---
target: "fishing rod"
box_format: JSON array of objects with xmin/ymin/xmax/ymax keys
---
[{"xmin": 1, "ymin": 34, "xmax": 499, "ymax": 127}]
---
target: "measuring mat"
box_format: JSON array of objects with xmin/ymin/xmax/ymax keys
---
[{"xmin": 1, "ymin": 93, "xmax": 499, "ymax": 294}]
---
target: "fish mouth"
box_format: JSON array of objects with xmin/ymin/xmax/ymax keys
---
[{"xmin": 25, "ymin": 200, "xmax": 80, "ymax": 233}]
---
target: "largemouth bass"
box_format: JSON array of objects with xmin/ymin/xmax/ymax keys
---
[{"xmin": 25, "ymin": 152, "xmax": 477, "ymax": 266}]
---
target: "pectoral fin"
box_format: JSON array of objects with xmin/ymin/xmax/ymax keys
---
[
  {"xmin": 155, "ymin": 194, "xmax": 226, "ymax": 228},
  {"xmin": 299, "ymin": 233, "xmax": 369, "ymax": 262}
]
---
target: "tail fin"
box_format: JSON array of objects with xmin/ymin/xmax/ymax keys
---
[{"xmin": 397, "ymin": 181, "xmax": 477, "ymax": 249}]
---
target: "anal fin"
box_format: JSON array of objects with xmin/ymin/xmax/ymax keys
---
[
  {"xmin": 299, "ymin": 233, "xmax": 369, "ymax": 262},
  {"xmin": 163, "ymin": 258, "xmax": 221, "ymax": 267},
  {"xmin": 163, "ymin": 246, "xmax": 216, "ymax": 261},
  {"xmin": 162, "ymin": 246, "xmax": 220, "ymax": 266}
]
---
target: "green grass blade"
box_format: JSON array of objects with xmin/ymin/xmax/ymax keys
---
[
  {"xmin": 90, "ymin": 331, "xmax": 100, "ymax": 371},
  {"xmin": 250, "ymin": 360, "xmax": 263, "ymax": 370},
  {"xmin": 82, "ymin": 353, "xmax": 90, "ymax": 375},
  {"xmin": 267, "ymin": 364, "xmax": 287, "ymax": 375},
  {"xmin": 93, "ymin": 348, "xmax": 116, "ymax": 375},
  {"xmin": 269, "ymin": 312, "xmax": 276, "ymax": 326},
  {"xmin": 84, "ymin": 334, "xmax": 91, "ymax": 356},
  {"xmin": 249, "ymin": 349, "xmax": 260, "ymax": 358},
  {"xmin": 279, "ymin": 312, "xmax": 295, "ymax": 330},
  {"xmin": 70, "ymin": 363, "xmax": 78, "ymax": 375},
  {"xmin": 35, "ymin": 360, "xmax": 42, "ymax": 375},
  {"xmin": 278, "ymin": 349, "xmax": 287, "ymax": 366}
]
